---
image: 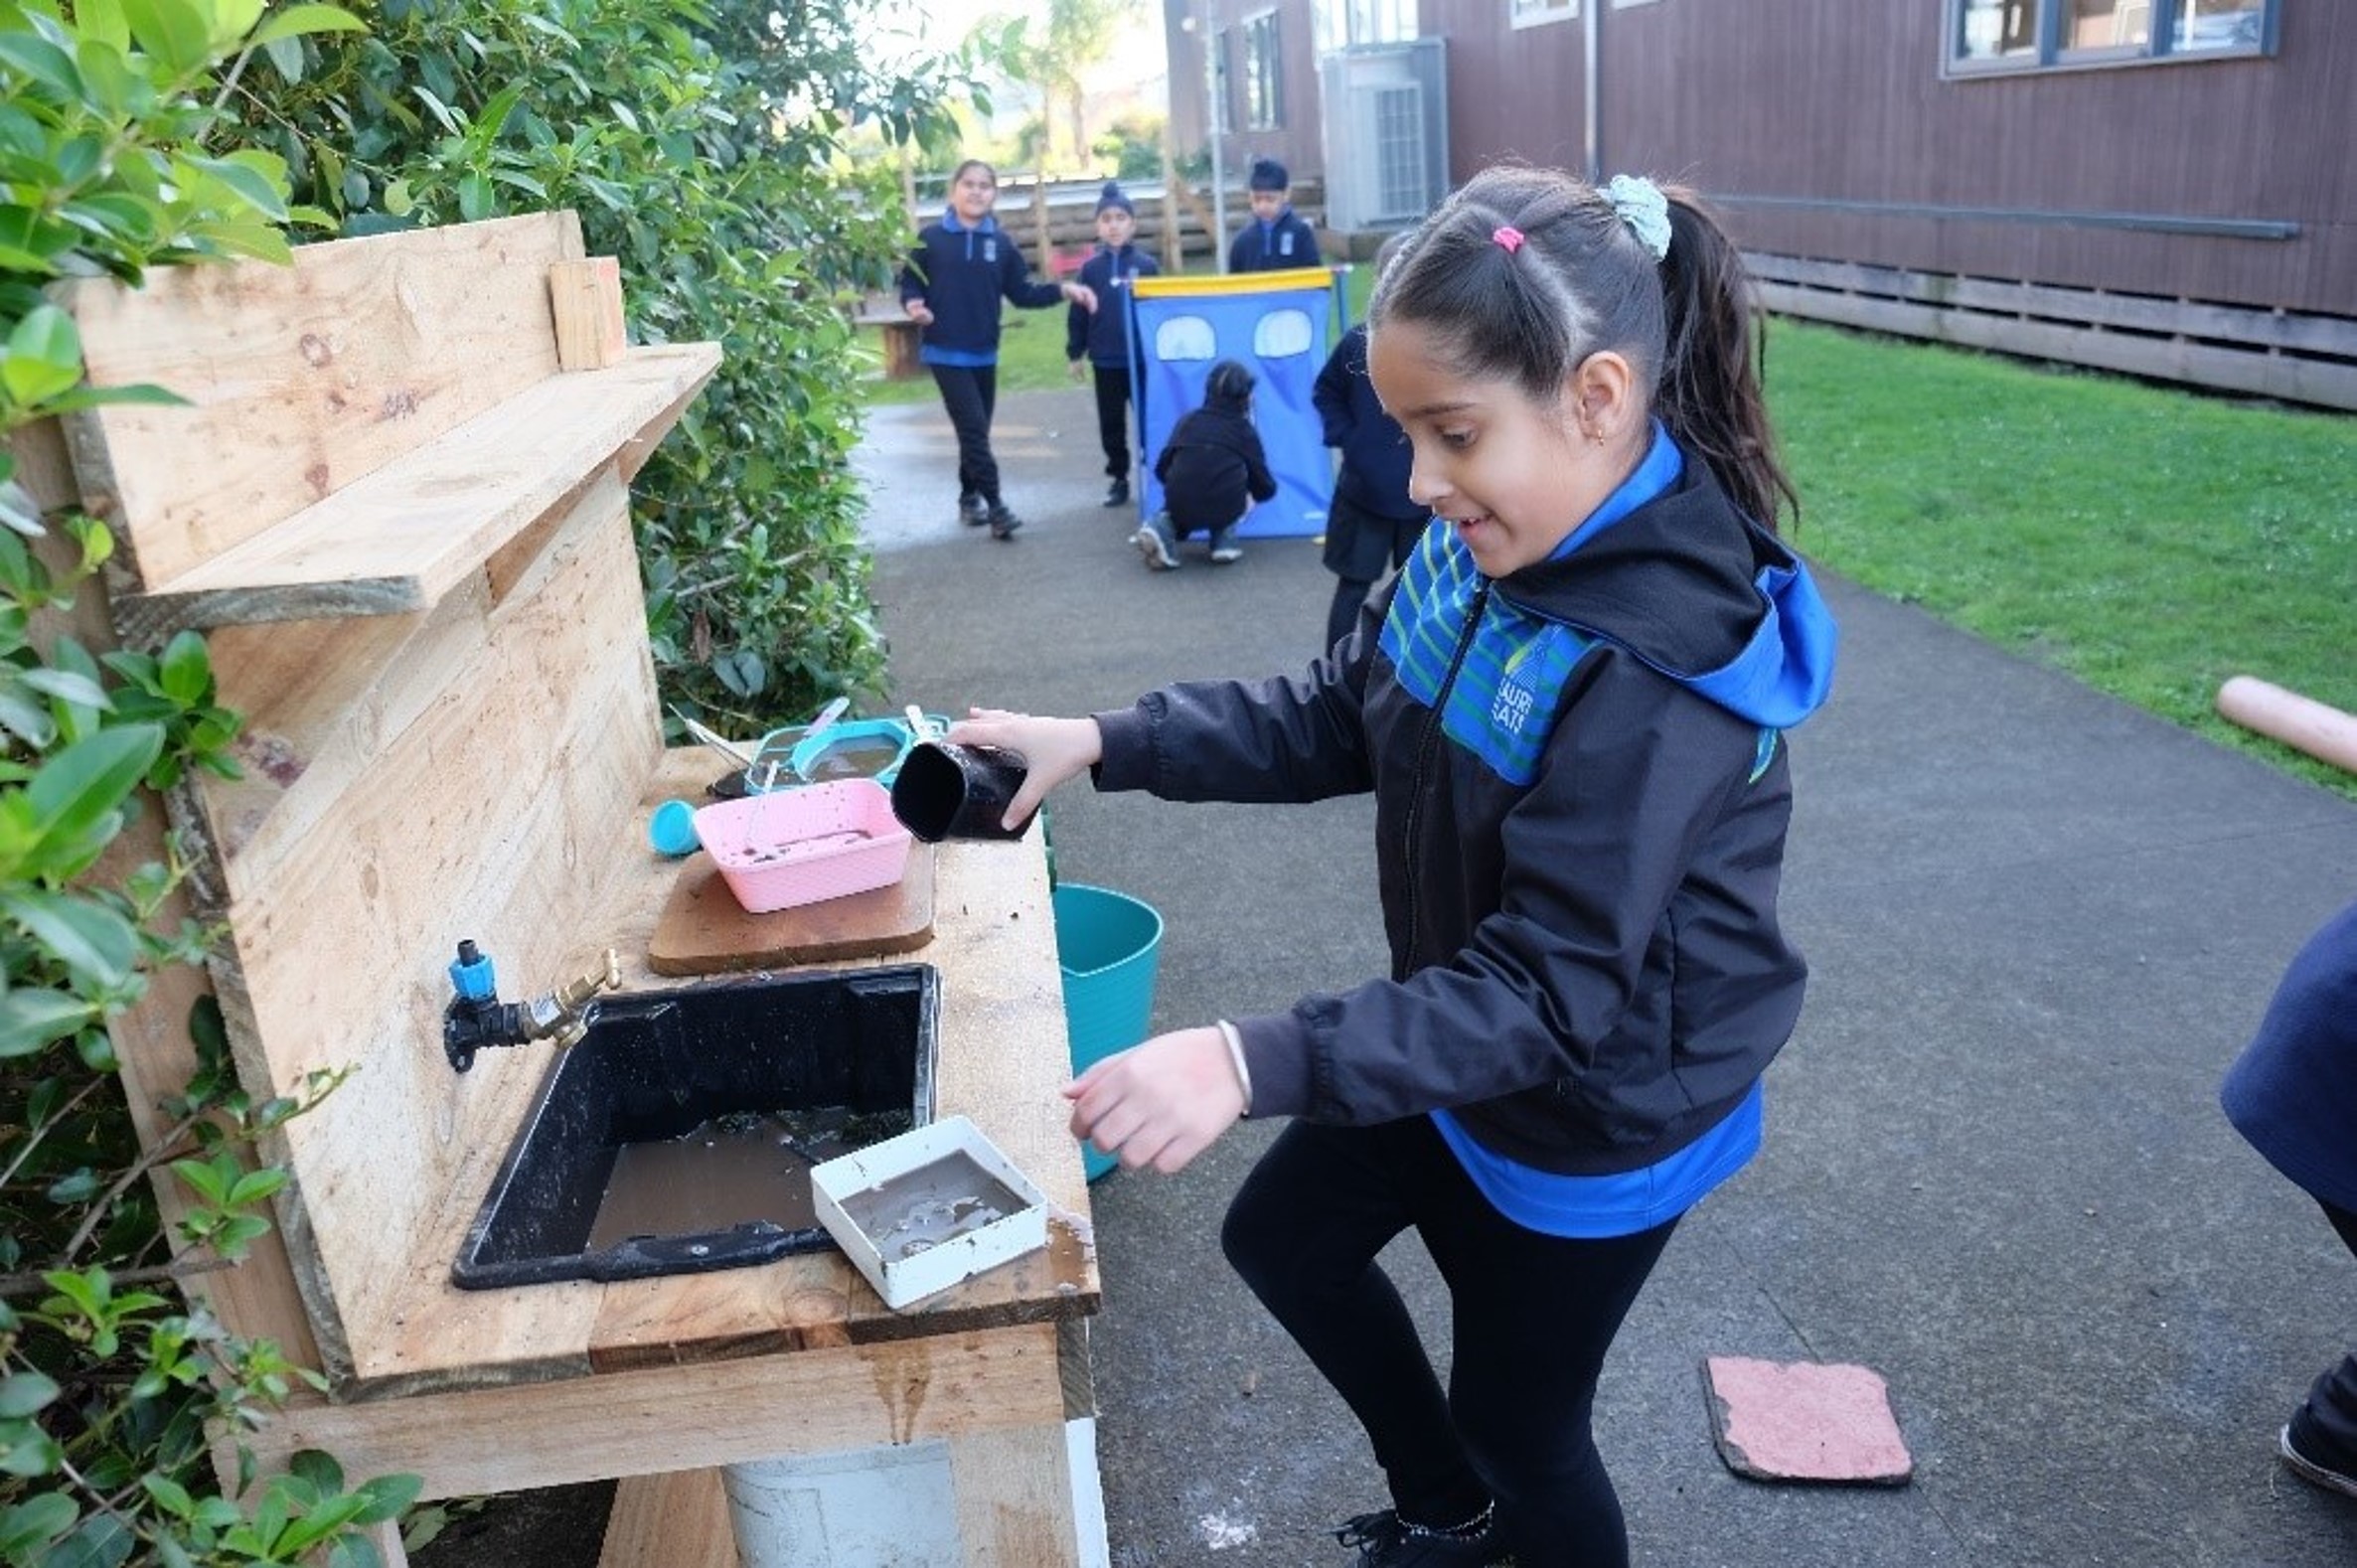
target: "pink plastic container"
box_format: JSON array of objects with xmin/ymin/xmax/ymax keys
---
[{"xmin": 691, "ymin": 779, "xmax": 913, "ymax": 914}]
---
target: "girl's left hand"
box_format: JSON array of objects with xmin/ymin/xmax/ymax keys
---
[
  {"xmin": 1063, "ymin": 1027, "xmax": 1246, "ymax": 1175},
  {"xmin": 1062, "ymin": 282, "xmax": 1098, "ymax": 313}
]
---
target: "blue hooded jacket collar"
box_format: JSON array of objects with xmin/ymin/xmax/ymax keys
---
[{"xmin": 1499, "ymin": 450, "xmax": 1835, "ymax": 730}]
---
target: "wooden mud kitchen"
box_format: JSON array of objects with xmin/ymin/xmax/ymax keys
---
[{"xmin": 28, "ymin": 213, "xmax": 1107, "ymax": 1566}]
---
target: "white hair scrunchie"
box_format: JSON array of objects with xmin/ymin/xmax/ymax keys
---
[{"xmin": 1604, "ymin": 174, "xmax": 1671, "ymax": 262}]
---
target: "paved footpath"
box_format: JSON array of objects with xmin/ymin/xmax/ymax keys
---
[
  {"xmin": 419, "ymin": 387, "xmax": 2357, "ymax": 1568},
  {"xmin": 864, "ymin": 387, "xmax": 2357, "ymax": 1568}
]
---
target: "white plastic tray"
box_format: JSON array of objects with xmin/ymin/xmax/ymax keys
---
[{"xmin": 811, "ymin": 1115, "xmax": 1048, "ymax": 1311}]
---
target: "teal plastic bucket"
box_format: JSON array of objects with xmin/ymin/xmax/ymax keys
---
[{"xmin": 1052, "ymin": 883, "xmax": 1165, "ymax": 1181}]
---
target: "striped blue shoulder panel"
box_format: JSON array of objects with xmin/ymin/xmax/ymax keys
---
[{"xmin": 1380, "ymin": 528, "xmax": 1785, "ymax": 788}]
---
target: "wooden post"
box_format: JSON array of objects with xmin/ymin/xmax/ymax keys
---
[
  {"xmin": 1031, "ymin": 169, "xmax": 1052, "ymax": 271},
  {"xmin": 1160, "ymin": 140, "xmax": 1184, "ymax": 275}
]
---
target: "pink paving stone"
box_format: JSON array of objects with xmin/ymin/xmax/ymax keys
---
[{"xmin": 1703, "ymin": 1355, "xmax": 1914, "ymax": 1486}]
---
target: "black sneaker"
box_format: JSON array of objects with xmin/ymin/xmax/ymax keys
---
[
  {"xmin": 959, "ymin": 493, "xmax": 989, "ymax": 527},
  {"xmin": 1209, "ymin": 525, "xmax": 1243, "ymax": 564},
  {"xmin": 1332, "ymin": 1506, "xmax": 1504, "ymax": 1566},
  {"xmin": 2281, "ymin": 1422, "xmax": 2357, "ymax": 1501},
  {"xmin": 986, "ymin": 504, "xmax": 1023, "ymax": 541},
  {"xmin": 1102, "ymin": 478, "xmax": 1130, "ymax": 508}
]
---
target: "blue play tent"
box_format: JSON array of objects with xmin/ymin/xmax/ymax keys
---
[{"xmin": 1129, "ymin": 268, "xmax": 1334, "ymax": 539}]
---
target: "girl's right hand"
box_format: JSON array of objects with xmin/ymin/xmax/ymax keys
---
[
  {"xmin": 903, "ymin": 299, "xmax": 934, "ymax": 326},
  {"xmin": 947, "ymin": 709, "xmax": 1102, "ymax": 832}
]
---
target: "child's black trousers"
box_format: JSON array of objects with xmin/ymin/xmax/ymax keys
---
[{"xmin": 1222, "ymin": 1115, "xmax": 1676, "ymax": 1568}]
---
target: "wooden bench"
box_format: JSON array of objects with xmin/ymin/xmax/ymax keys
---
[{"xmin": 855, "ymin": 297, "xmax": 924, "ymax": 381}]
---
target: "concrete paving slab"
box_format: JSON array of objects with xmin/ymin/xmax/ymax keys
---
[{"xmin": 1703, "ymin": 1356, "xmax": 1913, "ymax": 1485}]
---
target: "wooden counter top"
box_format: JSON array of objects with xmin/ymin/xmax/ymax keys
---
[{"xmin": 342, "ymin": 749, "xmax": 1099, "ymax": 1402}]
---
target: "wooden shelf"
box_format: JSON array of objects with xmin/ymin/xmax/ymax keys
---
[{"xmin": 110, "ymin": 344, "xmax": 718, "ymax": 641}]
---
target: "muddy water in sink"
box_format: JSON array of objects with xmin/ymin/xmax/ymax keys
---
[{"xmin": 586, "ymin": 1107, "xmax": 908, "ymax": 1251}]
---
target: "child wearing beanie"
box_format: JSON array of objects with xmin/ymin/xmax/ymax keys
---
[
  {"xmin": 1228, "ymin": 158, "xmax": 1322, "ymax": 273},
  {"xmin": 1067, "ymin": 182, "xmax": 1161, "ymax": 509}
]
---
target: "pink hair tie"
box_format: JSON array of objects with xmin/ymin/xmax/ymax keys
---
[{"xmin": 1492, "ymin": 225, "xmax": 1525, "ymax": 254}]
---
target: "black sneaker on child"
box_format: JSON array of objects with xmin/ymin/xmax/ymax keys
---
[
  {"xmin": 986, "ymin": 504, "xmax": 1023, "ymax": 541},
  {"xmin": 958, "ymin": 493, "xmax": 989, "ymax": 527},
  {"xmin": 1208, "ymin": 525, "xmax": 1243, "ymax": 564},
  {"xmin": 2281, "ymin": 1421, "xmax": 2357, "ymax": 1500},
  {"xmin": 1103, "ymin": 478, "xmax": 1130, "ymax": 508},
  {"xmin": 1332, "ymin": 1505, "xmax": 1505, "ymax": 1567}
]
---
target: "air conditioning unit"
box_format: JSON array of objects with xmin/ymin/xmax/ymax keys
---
[{"xmin": 1319, "ymin": 39, "xmax": 1448, "ymax": 235}]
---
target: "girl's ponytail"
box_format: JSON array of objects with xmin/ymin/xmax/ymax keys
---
[{"xmin": 1656, "ymin": 190, "xmax": 1799, "ymax": 535}]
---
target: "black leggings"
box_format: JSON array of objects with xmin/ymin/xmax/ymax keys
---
[
  {"xmin": 930, "ymin": 363, "xmax": 1000, "ymax": 504},
  {"xmin": 1222, "ymin": 1117, "xmax": 1677, "ymax": 1568}
]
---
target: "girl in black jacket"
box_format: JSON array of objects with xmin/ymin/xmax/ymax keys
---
[
  {"xmin": 953, "ymin": 165, "xmax": 1836, "ymax": 1568},
  {"xmin": 899, "ymin": 159, "xmax": 1096, "ymax": 540}
]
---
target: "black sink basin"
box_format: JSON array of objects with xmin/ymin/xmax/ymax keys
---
[{"xmin": 452, "ymin": 964, "xmax": 938, "ymax": 1289}]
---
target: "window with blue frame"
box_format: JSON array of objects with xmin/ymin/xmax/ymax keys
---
[{"xmin": 1950, "ymin": 0, "xmax": 2272, "ymax": 71}]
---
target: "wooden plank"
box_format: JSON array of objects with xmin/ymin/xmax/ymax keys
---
[
  {"xmin": 948, "ymin": 1422, "xmax": 1082, "ymax": 1568},
  {"xmin": 1757, "ymin": 283, "xmax": 2357, "ymax": 412},
  {"xmin": 109, "ymin": 344, "xmax": 719, "ymax": 640},
  {"xmin": 56, "ymin": 213, "xmax": 586, "ymax": 591},
  {"xmin": 1747, "ymin": 251, "xmax": 2357, "ymax": 358},
  {"xmin": 233, "ymin": 1325, "xmax": 1068, "ymax": 1500},
  {"xmin": 550, "ymin": 258, "xmax": 627, "ymax": 371},
  {"xmin": 598, "ymin": 1471, "xmax": 737, "ymax": 1568}
]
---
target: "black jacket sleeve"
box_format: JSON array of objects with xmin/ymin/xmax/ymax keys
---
[
  {"xmin": 1242, "ymin": 429, "xmax": 1277, "ymax": 502},
  {"xmin": 1313, "ymin": 338, "xmax": 1356, "ymax": 447}
]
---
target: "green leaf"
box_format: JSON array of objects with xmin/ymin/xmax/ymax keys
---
[
  {"xmin": 348, "ymin": 1473, "xmax": 420, "ymax": 1524},
  {"xmin": 158, "ymin": 628, "xmax": 210, "ymax": 703},
  {"xmin": 456, "ymin": 170, "xmax": 491, "ymax": 222},
  {"xmin": 18, "ymin": 668, "xmax": 109, "ymax": 710},
  {"xmin": 0, "ymin": 1372, "xmax": 59, "ymax": 1418},
  {"xmin": 37, "ymin": 1509, "xmax": 131, "ymax": 1567},
  {"xmin": 0, "ymin": 988, "xmax": 95, "ymax": 1057},
  {"xmin": 3, "ymin": 305, "xmax": 84, "ymax": 408},
  {"xmin": 20, "ymin": 723, "xmax": 161, "ymax": 867},
  {"xmin": 0, "ymin": 1492, "xmax": 77, "ymax": 1557},
  {"xmin": 208, "ymin": 0, "xmax": 266, "ymax": 50},
  {"xmin": 247, "ymin": 3, "xmax": 366, "ymax": 45},
  {"xmin": 118, "ymin": 0, "xmax": 213, "ymax": 73},
  {"xmin": 181, "ymin": 153, "xmax": 289, "ymax": 223},
  {"xmin": 259, "ymin": 31, "xmax": 302, "ymax": 80},
  {"xmin": 1, "ymin": 889, "xmax": 140, "ymax": 987},
  {"xmin": 75, "ymin": 0, "xmax": 132, "ymax": 55},
  {"xmin": 0, "ymin": 35, "xmax": 82, "ymax": 98}
]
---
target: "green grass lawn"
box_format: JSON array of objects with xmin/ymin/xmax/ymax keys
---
[
  {"xmin": 1768, "ymin": 319, "xmax": 2356, "ymax": 800},
  {"xmin": 857, "ymin": 289, "xmax": 2355, "ymax": 802}
]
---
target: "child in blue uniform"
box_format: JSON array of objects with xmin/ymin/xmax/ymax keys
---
[
  {"xmin": 951, "ymin": 164, "xmax": 1838, "ymax": 1567},
  {"xmin": 900, "ymin": 159, "xmax": 1096, "ymax": 540},
  {"xmin": 1066, "ymin": 182, "xmax": 1160, "ymax": 509},
  {"xmin": 2221, "ymin": 898, "xmax": 2357, "ymax": 1501},
  {"xmin": 1229, "ymin": 157, "xmax": 1323, "ymax": 273},
  {"xmin": 1313, "ymin": 234, "xmax": 1422, "ymax": 648}
]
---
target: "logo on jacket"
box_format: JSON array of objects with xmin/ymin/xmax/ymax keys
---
[
  {"xmin": 984, "ymin": 237, "xmax": 998, "ymax": 263},
  {"xmin": 1279, "ymin": 233, "xmax": 1294, "ymax": 256},
  {"xmin": 1492, "ymin": 681, "xmax": 1534, "ymax": 735}
]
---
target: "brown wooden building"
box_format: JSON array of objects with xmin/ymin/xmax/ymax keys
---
[{"xmin": 1162, "ymin": 0, "xmax": 2356, "ymax": 408}]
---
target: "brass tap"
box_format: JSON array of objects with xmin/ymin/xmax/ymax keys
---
[{"xmin": 519, "ymin": 948, "xmax": 623, "ymax": 1045}]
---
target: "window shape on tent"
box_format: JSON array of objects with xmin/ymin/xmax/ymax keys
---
[
  {"xmin": 1254, "ymin": 308, "xmax": 1316, "ymax": 359},
  {"xmin": 1156, "ymin": 314, "xmax": 1216, "ymax": 361}
]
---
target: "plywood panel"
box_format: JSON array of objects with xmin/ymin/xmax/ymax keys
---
[
  {"xmin": 56, "ymin": 213, "xmax": 585, "ymax": 589},
  {"xmin": 195, "ymin": 481, "xmax": 662, "ymax": 1370},
  {"xmin": 598, "ymin": 1471, "xmax": 736, "ymax": 1568}
]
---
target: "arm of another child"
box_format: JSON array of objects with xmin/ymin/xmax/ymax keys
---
[{"xmin": 1244, "ymin": 429, "xmax": 1278, "ymax": 503}]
